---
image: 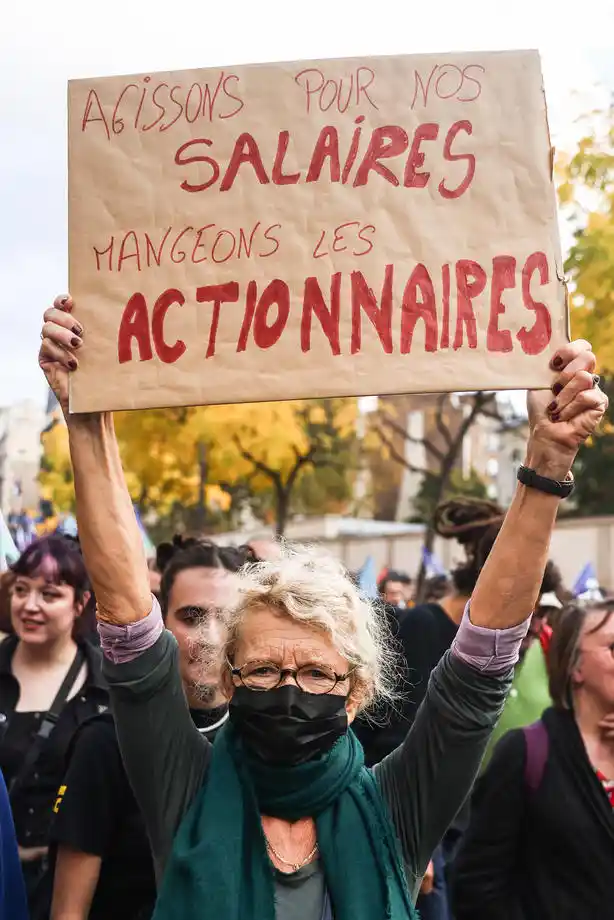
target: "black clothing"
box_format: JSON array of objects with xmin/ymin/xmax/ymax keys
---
[
  {"xmin": 354, "ymin": 603, "xmax": 459, "ymax": 766},
  {"xmin": 49, "ymin": 704, "xmax": 229, "ymax": 920},
  {"xmin": 451, "ymin": 707, "xmax": 614, "ymax": 920},
  {"xmin": 0, "ymin": 636, "xmax": 108, "ymax": 848}
]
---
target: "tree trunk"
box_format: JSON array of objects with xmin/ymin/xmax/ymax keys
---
[
  {"xmin": 414, "ymin": 454, "xmax": 459, "ymax": 603},
  {"xmin": 275, "ymin": 488, "xmax": 290, "ymax": 537},
  {"xmin": 196, "ymin": 441, "xmax": 207, "ymax": 533}
]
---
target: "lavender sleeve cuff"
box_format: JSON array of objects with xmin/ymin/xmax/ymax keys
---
[
  {"xmin": 450, "ymin": 604, "xmax": 531, "ymax": 676},
  {"xmin": 98, "ymin": 595, "xmax": 164, "ymax": 664}
]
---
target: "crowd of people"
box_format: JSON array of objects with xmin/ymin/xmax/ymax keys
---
[{"xmin": 0, "ymin": 298, "xmax": 608, "ymax": 919}]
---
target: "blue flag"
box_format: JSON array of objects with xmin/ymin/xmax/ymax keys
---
[
  {"xmin": 422, "ymin": 546, "xmax": 447, "ymax": 576},
  {"xmin": 572, "ymin": 562, "xmax": 599, "ymax": 597},
  {"xmin": 357, "ymin": 556, "xmax": 379, "ymax": 599},
  {"xmin": 133, "ymin": 505, "xmax": 155, "ymax": 558}
]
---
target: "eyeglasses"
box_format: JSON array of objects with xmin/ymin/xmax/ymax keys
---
[{"xmin": 229, "ymin": 660, "xmax": 354, "ymax": 695}]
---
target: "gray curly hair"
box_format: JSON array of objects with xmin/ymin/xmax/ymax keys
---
[{"xmin": 217, "ymin": 542, "xmax": 399, "ymax": 713}]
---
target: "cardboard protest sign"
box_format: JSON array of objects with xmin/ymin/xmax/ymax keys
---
[{"xmin": 68, "ymin": 50, "xmax": 568, "ymax": 413}]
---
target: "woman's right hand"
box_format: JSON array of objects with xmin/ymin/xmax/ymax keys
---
[{"xmin": 38, "ymin": 294, "xmax": 83, "ymax": 416}]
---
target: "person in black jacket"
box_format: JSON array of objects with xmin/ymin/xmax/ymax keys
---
[
  {"xmin": 0, "ymin": 535, "xmax": 108, "ymax": 914},
  {"xmin": 354, "ymin": 499, "xmax": 562, "ymax": 920},
  {"xmin": 451, "ymin": 599, "xmax": 614, "ymax": 920},
  {"xmin": 49, "ymin": 536, "xmax": 253, "ymax": 920}
]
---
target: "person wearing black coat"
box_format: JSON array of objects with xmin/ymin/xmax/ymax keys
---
[{"xmin": 451, "ymin": 600, "xmax": 614, "ymax": 920}]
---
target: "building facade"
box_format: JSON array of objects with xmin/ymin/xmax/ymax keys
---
[{"xmin": 0, "ymin": 400, "xmax": 45, "ymax": 516}]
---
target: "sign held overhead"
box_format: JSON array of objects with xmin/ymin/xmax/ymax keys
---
[{"xmin": 68, "ymin": 50, "xmax": 567, "ymax": 412}]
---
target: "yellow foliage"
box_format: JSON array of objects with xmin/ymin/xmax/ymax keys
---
[
  {"xmin": 39, "ymin": 422, "xmax": 75, "ymax": 512},
  {"xmin": 39, "ymin": 399, "xmax": 358, "ymax": 524},
  {"xmin": 557, "ymin": 105, "xmax": 614, "ymax": 372}
]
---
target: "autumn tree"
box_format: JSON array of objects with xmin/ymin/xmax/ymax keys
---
[
  {"xmin": 39, "ymin": 398, "xmax": 359, "ymax": 537},
  {"xmin": 374, "ymin": 392, "xmax": 501, "ymax": 601},
  {"xmin": 558, "ymin": 102, "xmax": 614, "ymax": 365},
  {"xmin": 570, "ymin": 376, "xmax": 614, "ymax": 515},
  {"xmin": 557, "ymin": 104, "xmax": 614, "ymax": 516},
  {"xmin": 39, "ymin": 420, "xmax": 74, "ymax": 513},
  {"xmin": 223, "ymin": 398, "xmax": 359, "ymax": 536}
]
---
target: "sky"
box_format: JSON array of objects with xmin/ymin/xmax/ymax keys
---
[{"xmin": 1, "ymin": 0, "xmax": 613, "ymax": 410}]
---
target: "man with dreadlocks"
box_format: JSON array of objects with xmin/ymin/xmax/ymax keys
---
[{"xmin": 48, "ymin": 537, "xmax": 253, "ymax": 920}]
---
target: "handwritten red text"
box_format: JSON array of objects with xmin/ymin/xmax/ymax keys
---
[
  {"xmin": 294, "ymin": 67, "xmax": 378, "ymax": 113},
  {"xmin": 410, "ymin": 63, "xmax": 484, "ymax": 109},
  {"xmin": 92, "ymin": 222, "xmax": 281, "ymax": 272},
  {"xmin": 174, "ymin": 120, "xmax": 475, "ymax": 197},
  {"xmin": 116, "ymin": 252, "xmax": 552, "ymax": 365},
  {"xmin": 81, "ymin": 72, "xmax": 244, "ymax": 140}
]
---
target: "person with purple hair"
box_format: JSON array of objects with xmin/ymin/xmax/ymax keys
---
[{"xmin": 0, "ymin": 535, "xmax": 108, "ymax": 916}]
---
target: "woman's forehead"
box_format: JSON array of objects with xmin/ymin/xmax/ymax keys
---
[
  {"xmin": 14, "ymin": 567, "xmax": 63, "ymax": 588},
  {"xmin": 583, "ymin": 610, "xmax": 614, "ymax": 643},
  {"xmin": 236, "ymin": 606, "xmax": 344, "ymax": 663},
  {"xmin": 170, "ymin": 567, "xmax": 237, "ymax": 607}
]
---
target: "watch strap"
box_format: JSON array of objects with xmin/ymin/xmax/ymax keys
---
[{"xmin": 517, "ymin": 465, "xmax": 574, "ymax": 499}]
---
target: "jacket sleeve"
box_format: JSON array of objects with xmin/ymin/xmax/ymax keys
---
[
  {"xmin": 374, "ymin": 650, "xmax": 513, "ymax": 901},
  {"xmin": 450, "ymin": 729, "xmax": 527, "ymax": 920},
  {"xmin": 102, "ymin": 630, "xmax": 210, "ymax": 884}
]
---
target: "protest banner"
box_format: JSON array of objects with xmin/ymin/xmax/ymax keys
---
[{"xmin": 67, "ymin": 50, "xmax": 568, "ymax": 412}]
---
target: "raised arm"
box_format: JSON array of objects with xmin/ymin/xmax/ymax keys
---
[
  {"xmin": 376, "ymin": 340, "xmax": 607, "ymax": 895},
  {"xmin": 40, "ymin": 297, "xmax": 209, "ymax": 880},
  {"xmin": 470, "ymin": 339, "xmax": 605, "ymax": 630},
  {"xmin": 40, "ymin": 295, "xmax": 150, "ymax": 624}
]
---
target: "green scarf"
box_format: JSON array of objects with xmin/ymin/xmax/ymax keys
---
[{"xmin": 153, "ymin": 725, "xmax": 417, "ymax": 920}]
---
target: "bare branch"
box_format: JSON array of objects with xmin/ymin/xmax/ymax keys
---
[
  {"xmin": 375, "ymin": 425, "xmax": 428, "ymax": 475},
  {"xmin": 380, "ymin": 411, "xmax": 445, "ymax": 461},
  {"xmin": 434, "ymin": 395, "xmax": 454, "ymax": 448},
  {"xmin": 286, "ymin": 444, "xmax": 317, "ymax": 491},
  {"xmin": 233, "ymin": 436, "xmax": 282, "ymax": 489}
]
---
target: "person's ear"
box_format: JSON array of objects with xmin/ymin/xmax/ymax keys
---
[
  {"xmin": 75, "ymin": 590, "xmax": 91, "ymax": 617},
  {"xmin": 571, "ymin": 655, "xmax": 585, "ymax": 690},
  {"xmin": 345, "ymin": 685, "xmax": 364, "ymax": 725}
]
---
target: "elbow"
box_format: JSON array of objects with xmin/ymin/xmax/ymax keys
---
[{"xmin": 95, "ymin": 586, "xmax": 153, "ymax": 626}]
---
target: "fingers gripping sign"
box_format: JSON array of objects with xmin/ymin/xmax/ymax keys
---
[
  {"xmin": 527, "ymin": 340, "xmax": 608, "ymax": 479},
  {"xmin": 38, "ymin": 295, "xmax": 83, "ymax": 415}
]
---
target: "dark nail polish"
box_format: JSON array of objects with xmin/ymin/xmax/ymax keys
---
[
  {"xmin": 551, "ymin": 411, "xmax": 560, "ymax": 422},
  {"xmin": 552, "ymin": 382, "xmax": 563, "ymax": 396},
  {"xmin": 551, "ymin": 356, "xmax": 563, "ymax": 370},
  {"xmin": 68, "ymin": 359, "xmax": 77, "ymax": 370},
  {"xmin": 71, "ymin": 336, "xmax": 81, "ymax": 347},
  {"xmin": 72, "ymin": 325, "xmax": 82, "ymax": 337},
  {"xmin": 547, "ymin": 401, "xmax": 558, "ymax": 412}
]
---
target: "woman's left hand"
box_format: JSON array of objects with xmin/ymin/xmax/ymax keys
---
[{"xmin": 526, "ymin": 340, "xmax": 608, "ymax": 480}]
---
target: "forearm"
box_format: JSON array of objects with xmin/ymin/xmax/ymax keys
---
[
  {"xmin": 51, "ymin": 847, "xmax": 101, "ymax": 920},
  {"xmin": 67, "ymin": 413, "xmax": 150, "ymax": 624},
  {"xmin": 470, "ymin": 449, "xmax": 568, "ymax": 630}
]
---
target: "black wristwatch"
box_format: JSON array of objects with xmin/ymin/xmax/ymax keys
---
[{"xmin": 517, "ymin": 464, "xmax": 575, "ymax": 499}]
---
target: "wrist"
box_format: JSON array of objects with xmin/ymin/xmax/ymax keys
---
[
  {"xmin": 66, "ymin": 411, "xmax": 110, "ymax": 434},
  {"xmin": 524, "ymin": 444, "xmax": 575, "ymax": 482}
]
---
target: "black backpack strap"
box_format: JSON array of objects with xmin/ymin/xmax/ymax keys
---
[{"xmin": 9, "ymin": 646, "xmax": 86, "ymax": 801}]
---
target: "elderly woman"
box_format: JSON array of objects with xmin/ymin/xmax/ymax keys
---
[{"xmin": 39, "ymin": 295, "xmax": 606, "ymax": 920}]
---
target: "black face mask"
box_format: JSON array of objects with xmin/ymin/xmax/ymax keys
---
[{"xmin": 229, "ymin": 683, "xmax": 348, "ymax": 766}]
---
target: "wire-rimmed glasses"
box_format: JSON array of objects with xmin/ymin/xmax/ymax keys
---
[{"xmin": 230, "ymin": 660, "xmax": 354, "ymax": 694}]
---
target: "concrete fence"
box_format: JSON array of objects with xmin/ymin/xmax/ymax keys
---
[{"xmin": 218, "ymin": 514, "xmax": 614, "ymax": 591}]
